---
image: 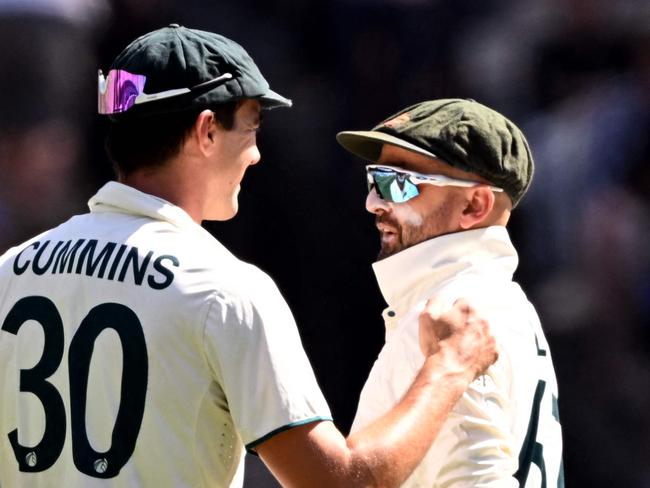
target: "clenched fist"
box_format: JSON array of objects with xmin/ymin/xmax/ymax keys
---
[{"xmin": 419, "ymin": 298, "xmax": 498, "ymax": 380}]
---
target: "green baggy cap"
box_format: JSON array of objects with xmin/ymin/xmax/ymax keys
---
[
  {"xmin": 104, "ymin": 24, "xmax": 291, "ymax": 119},
  {"xmin": 337, "ymin": 99, "xmax": 534, "ymax": 206}
]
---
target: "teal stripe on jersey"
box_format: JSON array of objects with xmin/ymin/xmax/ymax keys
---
[{"xmin": 246, "ymin": 416, "xmax": 333, "ymax": 454}]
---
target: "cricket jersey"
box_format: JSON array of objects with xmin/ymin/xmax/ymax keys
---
[
  {"xmin": 0, "ymin": 182, "xmax": 331, "ymax": 487},
  {"xmin": 352, "ymin": 226, "xmax": 564, "ymax": 487}
]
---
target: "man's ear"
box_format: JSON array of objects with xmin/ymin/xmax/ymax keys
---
[
  {"xmin": 458, "ymin": 186, "xmax": 495, "ymax": 229},
  {"xmin": 193, "ymin": 110, "xmax": 217, "ymax": 157}
]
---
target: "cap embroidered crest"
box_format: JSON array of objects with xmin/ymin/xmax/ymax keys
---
[{"xmin": 382, "ymin": 112, "xmax": 411, "ymax": 129}]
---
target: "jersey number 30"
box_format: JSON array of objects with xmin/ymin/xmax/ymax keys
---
[{"xmin": 2, "ymin": 295, "xmax": 148, "ymax": 479}]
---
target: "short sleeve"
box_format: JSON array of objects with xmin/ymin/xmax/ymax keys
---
[{"xmin": 201, "ymin": 268, "xmax": 332, "ymax": 450}]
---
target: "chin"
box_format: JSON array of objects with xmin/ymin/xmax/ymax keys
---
[
  {"xmin": 205, "ymin": 204, "xmax": 239, "ymax": 222},
  {"xmin": 378, "ymin": 243, "xmax": 400, "ymax": 260},
  {"xmin": 217, "ymin": 209, "xmax": 238, "ymax": 221}
]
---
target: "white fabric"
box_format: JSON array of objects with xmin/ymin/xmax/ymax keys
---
[
  {"xmin": 0, "ymin": 182, "xmax": 331, "ymax": 488},
  {"xmin": 352, "ymin": 226, "xmax": 563, "ymax": 487}
]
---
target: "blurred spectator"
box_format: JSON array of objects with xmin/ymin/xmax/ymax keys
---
[{"xmin": 0, "ymin": 0, "xmax": 108, "ymax": 252}]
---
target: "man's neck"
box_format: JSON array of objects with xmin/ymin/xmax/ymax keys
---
[{"xmin": 120, "ymin": 161, "xmax": 205, "ymax": 224}]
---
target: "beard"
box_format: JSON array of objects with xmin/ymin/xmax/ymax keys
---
[
  {"xmin": 375, "ymin": 198, "xmax": 458, "ymax": 260},
  {"xmin": 376, "ymin": 216, "xmax": 404, "ymax": 260},
  {"xmin": 376, "ymin": 218, "xmax": 422, "ymax": 260}
]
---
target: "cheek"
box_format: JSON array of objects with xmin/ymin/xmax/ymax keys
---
[{"xmin": 397, "ymin": 205, "xmax": 424, "ymax": 227}]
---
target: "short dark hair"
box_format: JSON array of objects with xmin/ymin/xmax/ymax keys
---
[{"xmin": 105, "ymin": 101, "xmax": 240, "ymax": 176}]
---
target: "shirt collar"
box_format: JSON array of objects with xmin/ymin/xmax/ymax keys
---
[
  {"xmin": 88, "ymin": 181, "xmax": 199, "ymax": 230},
  {"xmin": 371, "ymin": 226, "xmax": 519, "ymax": 308}
]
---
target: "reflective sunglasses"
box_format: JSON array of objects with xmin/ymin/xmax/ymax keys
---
[
  {"xmin": 98, "ymin": 69, "xmax": 233, "ymax": 115},
  {"xmin": 366, "ymin": 164, "xmax": 503, "ymax": 203}
]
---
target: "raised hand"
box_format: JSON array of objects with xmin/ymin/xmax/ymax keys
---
[{"xmin": 419, "ymin": 298, "xmax": 498, "ymax": 380}]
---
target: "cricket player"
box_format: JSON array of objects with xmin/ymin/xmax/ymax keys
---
[
  {"xmin": 0, "ymin": 26, "xmax": 497, "ymax": 487},
  {"xmin": 337, "ymin": 99, "xmax": 564, "ymax": 487}
]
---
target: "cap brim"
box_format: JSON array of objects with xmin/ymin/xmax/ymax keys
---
[
  {"xmin": 258, "ymin": 89, "xmax": 292, "ymax": 109},
  {"xmin": 336, "ymin": 130, "xmax": 437, "ymax": 162}
]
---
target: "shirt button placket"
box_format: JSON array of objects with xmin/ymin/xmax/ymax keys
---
[{"xmin": 383, "ymin": 308, "xmax": 398, "ymax": 330}]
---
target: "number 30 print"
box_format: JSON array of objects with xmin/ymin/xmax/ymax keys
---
[{"xmin": 2, "ymin": 296, "xmax": 148, "ymax": 479}]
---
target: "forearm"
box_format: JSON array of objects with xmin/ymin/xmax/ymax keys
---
[
  {"xmin": 258, "ymin": 356, "xmax": 472, "ymax": 488},
  {"xmin": 344, "ymin": 354, "xmax": 473, "ymax": 487}
]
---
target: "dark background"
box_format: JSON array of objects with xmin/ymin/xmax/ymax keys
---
[{"xmin": 0, "ymin": 0, "xmax": 649, "ymax": 486}]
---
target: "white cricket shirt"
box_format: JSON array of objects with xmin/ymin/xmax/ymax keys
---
[
  {"xmin": 352, "ymin": 227, "xmax": 563, "ymax": 487},
  {"xmin": 0, "ymin": 182, "xmax": 331, "ymax": 487}
]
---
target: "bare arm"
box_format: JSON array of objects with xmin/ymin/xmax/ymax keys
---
[{"xmin": 256, "ymin": 299, "xmax": 497, "ymax": 487}]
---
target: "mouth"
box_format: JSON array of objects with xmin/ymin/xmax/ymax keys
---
[
  {"xmin": 377, "ymin": 222, "xmax": 396, "ymax": 233},
  {"xmin": 377, "ymin": 222, "xmax": 399, "ymax": 244}
]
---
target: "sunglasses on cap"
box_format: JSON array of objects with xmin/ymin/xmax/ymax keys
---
[
  {"xmin": 366, "ymin": 164, "xmax": 503, "ymax": 204},
  {"xmin": 98, "ymin": 69, "xmax": 233, "ymax": 115}
]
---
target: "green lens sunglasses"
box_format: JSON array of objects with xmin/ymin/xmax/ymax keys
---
[{"xmin": 366, "ymin": 164, "xmax": 503, "ymax": 203}]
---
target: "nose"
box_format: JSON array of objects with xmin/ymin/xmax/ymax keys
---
[
  {"xmin": 366, "ymin": 188, "xmax": 391, "ymax": 214},
  {"xmin": 250, "ymin": 144, "xmax": 261, "ymax": 166}
]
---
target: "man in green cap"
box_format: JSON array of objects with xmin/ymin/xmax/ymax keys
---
[
  {"xmin": 0, "ymin": 27, "xmax": 498, "ymax": 487},
  {"xmin": 338, "ymin": 99, "xmax": 564, "ymax": 487}
]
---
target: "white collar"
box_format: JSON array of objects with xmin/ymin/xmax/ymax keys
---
[
  {"xmin": 88, "ymin": 181, "xmax": 199, "ymax": 231},
  {"xmin": 371, "ymin": 226, "xmax": 519, "ymax": 308}
]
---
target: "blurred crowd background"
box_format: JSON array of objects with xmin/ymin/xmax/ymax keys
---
[{"xmin": 0, "ymin": 0, "xmax": 649, "ymax": 486}]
